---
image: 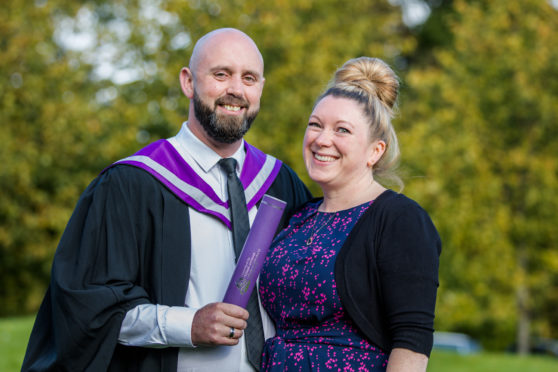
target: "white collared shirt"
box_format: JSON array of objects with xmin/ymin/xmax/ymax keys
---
[{"xmin": 118, "ymin": 122, "xmax": 275, "ymax": 372}]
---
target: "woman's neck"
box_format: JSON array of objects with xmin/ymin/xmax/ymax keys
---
[{"xmin": 319, "ymin": 180, "xmax": 386, "ymax": 213}]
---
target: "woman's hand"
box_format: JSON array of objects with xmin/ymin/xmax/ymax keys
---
[{"xmin": 386, "ymin": 348, "xmax": 429, "ymax": 372}]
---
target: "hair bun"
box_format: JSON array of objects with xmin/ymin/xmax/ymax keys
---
[{"xmin": 332, "ymin": 57, "xmax": 399, "ymax": 110}]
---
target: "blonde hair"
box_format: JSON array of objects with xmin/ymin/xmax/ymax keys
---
[{"xmin": 317, "ymin": 57, "xmax": 403, "ymax": 190}]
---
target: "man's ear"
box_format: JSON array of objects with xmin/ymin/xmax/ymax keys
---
[{"xmin": 179, "ymin": 67, "xmax": 194, "ymax": 99}]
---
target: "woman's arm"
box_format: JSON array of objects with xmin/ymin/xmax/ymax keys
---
[
  {"xmin": 378, "ymin": 200, "xmax": 441, "ymax": 356},
  {"xmin": 386, "ymin": 348, "xmax": 428, "ymax": 372}
]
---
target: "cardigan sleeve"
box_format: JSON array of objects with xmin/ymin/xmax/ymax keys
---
[{"xmin": 376, "ymin": 201, "xmax": 441, "ymax": 356}]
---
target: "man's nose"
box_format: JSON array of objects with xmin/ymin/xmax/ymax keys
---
[{"xmin": 225, "ymin": 75, "xmax": 243, "ymax": 97}]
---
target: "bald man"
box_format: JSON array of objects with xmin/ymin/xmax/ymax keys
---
[{"xmin": 22, "ymin": 28, "xmax": 312, "ymax": 372}]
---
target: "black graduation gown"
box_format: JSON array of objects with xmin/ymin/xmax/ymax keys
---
[{"xmin": 22, "ymin": 163, "xmax": 311, "ymax": 371}]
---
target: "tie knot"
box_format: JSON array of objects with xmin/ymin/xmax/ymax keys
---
[{"xmin": 219, "ymin": 158, "xmax": 238, "ymax": 175}]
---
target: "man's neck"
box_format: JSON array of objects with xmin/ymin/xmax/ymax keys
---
[{"xmin": 187, "ymin": 120, "xmax": 243, "ymax": 158}]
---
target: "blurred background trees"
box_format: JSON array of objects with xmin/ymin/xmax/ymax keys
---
[
  {"xmin": 401, "ymin": 0, "xmax": 558, "ymax": 352},
  {"xmin": 1, "ymin": 0, "xmax": 557, "ymax": 353}
]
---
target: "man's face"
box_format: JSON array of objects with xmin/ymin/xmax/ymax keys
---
[{"xmin": 187, "ymin": 31, "xmax": 265, "ymax": 144}]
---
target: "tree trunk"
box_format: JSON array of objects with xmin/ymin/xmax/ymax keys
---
[{"xmin": 516, "ymin": 246, "xmax": 530, "ymax": 355}]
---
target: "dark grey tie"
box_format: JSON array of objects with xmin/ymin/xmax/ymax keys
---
[
  {"xmin": 219, "ymin": 158, "xmax": 250, "ymax": 261},
  {"xmin": 218, "ymin": 158, "xmax": 264, "ymax": 369}
]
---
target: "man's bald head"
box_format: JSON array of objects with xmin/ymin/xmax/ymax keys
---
[{"xmin": 189, "ymin": 28, "xmax": 264, "ymax": 76}]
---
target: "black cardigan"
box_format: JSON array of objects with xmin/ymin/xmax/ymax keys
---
[{"xmin": 334, "ymin": 190, "xmax": 441, "ymax": 357}]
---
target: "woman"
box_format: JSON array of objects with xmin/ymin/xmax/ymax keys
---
[{"xmin": 258, "ymin": 57, "xmax": 441, "ymax": 371}]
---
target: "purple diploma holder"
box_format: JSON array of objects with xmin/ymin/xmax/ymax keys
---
[{"xmin": 223, "ymin": 194, "xmax": 287, "ymax": 308}]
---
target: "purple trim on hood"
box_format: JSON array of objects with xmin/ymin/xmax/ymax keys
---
[{"xmin": 105, "ymin": 139, "xmax": 282, "ymax": 229}]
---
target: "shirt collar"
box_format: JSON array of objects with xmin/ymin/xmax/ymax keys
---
[{"xmin": 174, "ymin": 121, "xmax": 246, "ymax": 174}]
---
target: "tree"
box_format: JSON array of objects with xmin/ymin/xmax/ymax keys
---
[
  {"xmin": 0, "ymin": 0, "xmax": 170, "ymax": 315},
  {"xmin": 400, "ymin": 0, "xmax": 558, "ymax": 351}
]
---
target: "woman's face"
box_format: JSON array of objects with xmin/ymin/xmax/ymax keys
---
[{"xmin": 303, "ymin": 95, "xmax": 384, "ymax": 192}]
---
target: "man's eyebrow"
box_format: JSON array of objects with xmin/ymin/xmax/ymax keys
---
[
  {"xmin": 242, "ymin": 69, "xmax": 262, "ymax": 78},
  {"xmin": 209, "ymin": 66, "xmax": 233, "ymax": 74},
  {"xmin": 209, "ymin": 66, "xmax": 262, "ymax": 79}
]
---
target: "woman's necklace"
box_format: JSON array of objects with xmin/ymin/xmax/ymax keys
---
[{"xmin": 305, "ymin": 212, "xmax": 335, "ymax": 246}]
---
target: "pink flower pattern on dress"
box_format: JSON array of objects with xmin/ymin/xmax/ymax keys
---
[{"xmin": 259, "ymin": 201, "xmax": 389, "ymax": 371}]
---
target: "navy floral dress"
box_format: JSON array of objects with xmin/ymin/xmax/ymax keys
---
[{"xmin": 259, "ymin": 200, "xmax": 389, "ymax": 371}]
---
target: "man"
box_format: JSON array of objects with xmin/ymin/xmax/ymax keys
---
[{"xmin": 22, "ymin": 28, "xmax": 311, "ymax": 371}]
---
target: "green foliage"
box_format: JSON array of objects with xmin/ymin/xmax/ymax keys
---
[
  {"xmin": 0, "ymin": 0, "xmax": 159, "ymax": 315},
  {"xmin": 401, "ymin": 0, "xmax": 558, "ymax": 349}
]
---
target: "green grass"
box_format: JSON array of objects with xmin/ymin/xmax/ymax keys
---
[
  {"xmin": 2, "ymin": 315, "xmax": 558, "ymax": 371},
  {"xmin": 0, "ymin": 315, "xmax": 35, "ymax": 372},
  {"xmin": 428, "ymin": 350, "xmax": 558, "ymax": 372}
]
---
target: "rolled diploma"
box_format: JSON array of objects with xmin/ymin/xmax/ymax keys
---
[{"xmin": 223, "ymin": 194, "xmax": 286, "ymax": 308}]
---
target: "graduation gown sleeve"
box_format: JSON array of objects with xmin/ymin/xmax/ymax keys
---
[{"xmin": 22, "ymin": 165, "xmax": 190, "ymax": 371}]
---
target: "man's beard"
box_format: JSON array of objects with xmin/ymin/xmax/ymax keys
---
[{"xmin": 193, "ymin": 91, "xmax": 258, "ymax": 144}]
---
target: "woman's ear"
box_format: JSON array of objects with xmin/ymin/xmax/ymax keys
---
[{"xmin": 367, "ymin": 140, "xmax": 386, "ymax": 168}]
